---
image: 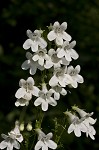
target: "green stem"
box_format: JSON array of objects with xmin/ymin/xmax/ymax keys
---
[
  {"xmin": 29, "ymin": 131, "xmax": 36, "ymax": 150},
  {"xmin": 56, "ymin": 125, "xmax": 66, "ymax": 144},
  {"xmin": 19, "ymin": 106, "xmax": 27, "ymax": 123}
]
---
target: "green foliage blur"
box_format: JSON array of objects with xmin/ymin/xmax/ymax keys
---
[{"xmin": 0, "ymin": 0, "xmax": 99, "ymax": 149}]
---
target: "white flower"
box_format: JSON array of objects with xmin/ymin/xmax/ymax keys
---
[
  {"xmin": 57, "ymin": 41, "xmax": 79, "ymax": 61},
  {"xmin": 15, "ymin": 98, "xmax": 29, "ymax": 107},
  {"xmin": 21, "ymin": 52, "xmax": 44, "ymax": 75},
  {"xmin": 85, "ymin": 125, "xmax": 96, "ymax": 140},
  {"xmin": 34, "ymin": 83, "xmax": 57, "ymax": 111},
  {"xmin": 23, "ymin": 29, "xmax": 47, "ymax": 52},
  {"xmin": 64, "ymin": 111, "xmax": 87, "ymax": 137},
  {"xmin": 47, "ymin": 21, "xmax": 71, "ymax": 45},
  {"xmin": 0, "ymin": 121, "xmax": 23, "ymax": 150},
  {"xmin": 35, "ymin": 129, "xmax": 57, "ymax": 150},
  {"xmin": 15, "ymin": 77, "xmax": 40, "ymax": 106},
  {"xmin": 32, "ymin": 48, "xmax": 49, "ymax": 66},
  {"xmin": 66, "ymin": 65, "xmax": 84, "ymax": 88},
  {"xmin": 72, "ymin": 106, "xmax": 97, "ymax": 140},
  {"xmin": 51, "ymin": 84, "xmax": 67, "ymax": 100},
  {"xmin": 49, "ymin": 66, "xmax": 73, "ymax": 87},
  {"xmin": 72, "ymin": 106, "xmax": 97, "ymax": 125},
  {"xmin": 44, "ymin": 48, "xmax": 69, "ymax": 69}
]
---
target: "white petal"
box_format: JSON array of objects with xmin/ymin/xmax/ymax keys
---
[
  {"xmin": 65, "ymin": 52, "xmax": 72, "ymax": 61},
  {"xmin": 6, "ymin": 142, "xmax": 13, "ymax": 150},
  {"xmin": 1, "ymin": 134, "xmax": 8, "ymax": 139},
  {"xmin": 31, "ymin": 86, "xmax": 40, "ymax": 97},
  {"xmin": 64, "ymin": 74, "xmax": 73, "ymax": 85},
  {"xmin": 70, "ymin": 49, "xmax": 79, "ymax": 60},
  {"xmin": 38, "ymin": 38, "xmax": 47, "ymax": 48},
  {"xmin": 61, "ymin": 22, "xmax": 67, "ymax": 30},
  {"xmin": 74, "ymin": 126, "xmax": 81, "ymax": 137},
  {"xmin": 76, "ymin": 75, "xmax": 84, "ymax": 83},
  {"xmin": 67, "ymin": 66, "xmax": 74, "ymax": 74},
  {"xmin": 71, "ymin": 81, "xmax": 78, "ymax": 88},
  {"xmin": 27, "ymin": 77, "xmax": 34, "ymax": 85},
  {"xmin": 30, "ymin": 65, "xmax": 37, "ymax": 75},
  {"xmin": 54, "ymin": 21, "xmax": 60, "ymax": 26},
  {"xmin": 42, "ymin": 144, "xmax": 48, "ymax": 150},
  {"xmin": 80, "ymin": 123, "xmax": 87, "ymax": 132},
  {"xmin": 90, "ymin": 126, "xmax": 96, "ymax": 135},
  {"xmin": 26, "ymin": 52, "xmax": 33, "ymax": 59},
  {"xmin": 46, "ymin": 140, "xmax": 57, "ymax": 149},
  {"xmin": 88, "ymin": 117, "xmax": 97, "ymax": 125},
  {"xmin": 47, "ymin": 31, "xmax": 56, "ymax": 41},
  {"xmin": 57, "ymin": 49, "xmax": 65, "ymax": 58},
  {"xmin": 34, "ymin": 97, "xmax": 43, "ymax": 106},
  {"xmin": 75, "ymin": 65, "xmax": 80, "ymax": 73},
  {"xmin": 19, "ymin": 79, "xmax": 26, "ymax": 87},
  {"xmin": 42, "ymin": 101, "xmax": 48, "ymax": 111},
  {"xmin": 48, "ymin": 97, "xmax": 57, "ymax": 106},
  {"xmin": 54, "ymin": 92, "xmax": 60, "ymax": 100},
  {"xmin": 38, "ymin": 58, "xmax": 44, "ymax": 66},
  {"xmin": 33, "ymin": 55, "xmax": 39, "ymax": 61},
  {"xmin": 15, "ymin": 98, "xmax": 29, "ymax": 107},
  {"xmin": 13, "ymin": 140, "xmax": 20, "ymax": 149},
  {"xmin": 49, "ymin": 75, "xmax": 58, "ymax": 86},
  {"xmin": 0, "ymin": 141, "xmax": 7, "ymax": 149},
  {"xmin": 46, "ymin": 133, "xmax": 53, "ymax": 139},
  {"xmin": 62, "ymin": 31, "xmax": 71, "ymax": 41},
  {"xmin": 24, "ymin": 93, "xmax": 32, "ymax": 100},
  {"xmin": 68, "ymin": 124, "xmax": 75, "ymax": 134},
  {"xmin": 35, "ymin": 141, "xmax": 43, "ymax": 150},
  {"xmin": 89, "ymin": 134, "xmax": 95, "ymax": 140},
  {"xmin": 15, "ymin": 88, "xmax": 26, "ymax": 99},
  {"xmin": 56, "ymin": 37, "xmax": 63, "ymax": 45},
  {"xmin": 44, "ymin": 60, "xmax": 53, "ymax": 69},
  {"xmin": 17, "ymin": 136, "xmax": 23, "ymax": 143},
  {"xmin": 48, "ymin": 49, "xmax": 55, "ymax": 56},
  {"xmin": 68, "ymin": 41, "xmax": 76, "ymax": 49},
  {"xmin": 58, "ymin": 78, "xmax": 66, "ymax": 87},
  {"xmin": 31, "ymin": 42, "xmax": 38, "ymax": 52},
  {"xmin": 61, "ymin": 57, "xmax": 70, "ymax": 66},
  {"xmin": 37, "ymin": 63, "xmax": 45, "ymax": 71},
  {"xmin": 21, "ymin": 60, "xmax": 30, "ymax": 70},
  {"xmin": 23, "ymin": 39, "xmax": 33, "ymax": 50},
  {"xmin": 61, "ymin": 88, "xmax": 67, "ymax": 95}
]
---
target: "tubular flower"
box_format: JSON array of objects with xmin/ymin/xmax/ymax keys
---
[
  {"xmin": 72, "ymin": 106, "xmax": 97, "ymax": 140},
  {"xmin": 64, "ymin": 111, "xmax": 87, "ymax": 137},
  {"xmin": 44, "ymin": 48, "xmax": 69, "ymax": 69},
  {"xmin": 0, "ymin": 121, "xmax": 23, "ymax": 150},
  {"xmin": 50, "ymin": 84, "xmax": 67, "ymax": 100},
  {"xmin": 66, "ymin": 65, "xmax": 84, "ymax": 88},
  {"xmin": 47, "ymin": 21, "xmax": 71, "ymax": 45},
  {"xmin": 15, "ymin": 77, "xmax": 40, "ymax": 106},
  {"xmin": 49, "ymin": 66, "xmax": 73, "ymax": 87},
  {"xmin": 21, "ymin": 52, "xmax": 44, "ymax": 75},
  {"xmin": 32, "ymin": 48, "xmax": 49, "ymax": 66},
  {"xmin": 35, "ymin": 129, "xmax": 57, "ymax": 150},
  {"xmin": 23, "ymin": 29, "xmax": 47, "ymax": 52},
  {"xmin": 57, "ymin": 40, "xmax": 79, "ymax": 61},
  {"xmin": 34, "ymin": 83, "xmax": 57, "ymax": 111}
]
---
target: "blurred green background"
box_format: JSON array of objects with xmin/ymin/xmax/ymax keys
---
[{"xmin": 0, "ymin": 0, "xmax": 99, "ymax": 149}]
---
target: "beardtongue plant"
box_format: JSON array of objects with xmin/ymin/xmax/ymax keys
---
[{"xmin": 0, "ymin": 21, "xmax": 97, "ymax": 150}]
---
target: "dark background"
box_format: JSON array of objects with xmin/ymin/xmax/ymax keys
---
[{"xmin": 0, "ymin": 0, "xmax": 99, "ymax": 149}]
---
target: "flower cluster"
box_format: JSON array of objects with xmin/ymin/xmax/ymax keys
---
[
  {"xmin": 0, "ymin": 121, "xmax": 23, "ymax": 150},
  {"xmin": 0, "ymin": 21, "xmax": 97, "ymax": 150},
  {"xmin": 64, "ymin": 106, "xmax": 96, "ymax": 140},
  {"xmin": 15, "ymin": 21, "xmax": 84, "ymax": 111}
]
